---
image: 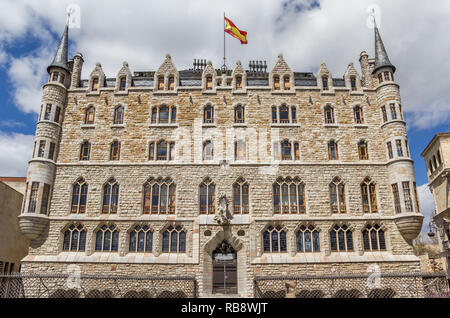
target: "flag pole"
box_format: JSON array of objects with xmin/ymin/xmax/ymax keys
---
[{"xmin": 222, "ymin": 12, "xmax": 227, "ymax": 73}]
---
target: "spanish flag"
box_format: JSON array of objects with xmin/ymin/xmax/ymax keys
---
[{"xmin": 225, "ymin": 17, "xmax": 248, "ymax": 44}]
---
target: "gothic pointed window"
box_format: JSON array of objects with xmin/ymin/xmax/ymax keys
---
[
  {"xmin": 283, "ymin": 76, "xmax": 290, "ymax": 90},
  {"xmin": 162, "ymin": 225, "xmax": 186, "ymax": 253},
  {"xmin": 119, "ymin": 77, "xmax": 126, "ymax": 91},
  {"xmin": 279, "ymin": 105, "xmax": 289, "ymax": 123},
  {"xmin": 63, "ymin": 224, "xmax": 87, "ymax": 251},
  {"xmin": 143, "ymin": 178, "xmax": 176, "ymax": 215},
  {"xmin": 330, "ymin": 177, "xmax": 346, "ymax": 214},
  {"xmin": 362, "ymin": 224, "xmax": 386, "ymax": 251},
  {"xmin": 80, "ymin": 141, "xmax": 91, "ymax": 161},
  {"xmin": 199, "ymin": 178, "xmax": 215, "ymax": 214},
  {"xmin": 110, "ymin": 141, "xmax": 121, "ymax": 161},
  {"xmin": 71, "ymin": 178, "xmax": 88, "ymax": 214},
  {"xmin": 102, "ymin": 178, "xmax": 119, "ymax": 214},
  {"xmin": 114, "ymin": 106, "xmax": 124, "ymax": 124},
  {"xmin": 281, "ymin": 140, "xmax": 292, "ymax": 160},
  {"xmin": 148, "ymin": 142, "xmax": 155, "ymax": 160},
  {"xmin": 235, "ymin": 76, "xmax": 242, "ymax": 90},
  {"xmin": 158, "ymin": 76, "xmax": 164, "ymax": 90},
  {"xmin": 95, "ymin": 225, "xmax": 119, "ymax": 252},
  {"xmin": 235, "ymin": 140, "xmax": 246, "ymax": 161},
  {"xmin": 263, "ymin": 225, "xmax": 287, "ymax": 253},
  {"xmin": 354, "ymin": 106, "xmax": 364, "ymax": 124},
  {"xmin": 233, "ymin": 178, "xmax": 249, "ymax": 214},
  {"xmin": 273, "ymin": 177, "xmax": 305, "ymax": 214},
  {"xmin": 85, "ymin": 106, "xmax": 95, "ymax": 124},
  {"xmin": 358, "ymin": 141, "xmax": 369, "ymax": 160},
  {"xmin": 204, "ymin": 105, "xmax": 214, "ymax": 124},
  {"xmin": 129, "ymin": 225, "xmax": 153, "ymax": 252},
  {"xmin": 235, "ymin": 105, "xmax": 244, "ymax": 123},
  {"xmin": 361, "ymin": 177, "xmax": 378, "ymax": 214},
  {"xmin": 328, "ymin": 140, "xmax": 338, "ymax": 160},
  {"xmin": 159, "ymin": 105, "xmax": 169, "ymax": 124},
  {"xmin": 324, "ymin": 105, "xmax": 334, "ymax": 124},
  {"xmin": 168, "ymin": 76, "xmax": 175, "ymax": 90},
  {"xmin": 330, "ymin": 225, "xmax": 353, "ymax": 252},
  {"xmin": 273, "ymin": 76, "xmax": 280, "ymax": 90},
  {"xmin": 157, "ymin": 140, "xmax": 168, "ymax": 160},
  {"xmin": 203, "ymin": 140, "xmax": 213, "ymax": 160},
  {"xmin": 296, "ymin": 225, "xmax": 320, "ymax": 252}
]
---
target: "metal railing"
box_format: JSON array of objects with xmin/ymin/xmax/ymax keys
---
[
  {"xmin": 254, "ymin": 272, "xmax": 450, "ymax": 298},
  {"xmin": 0, "ymin": 273, "xmax": 197, "ymax": 298}
]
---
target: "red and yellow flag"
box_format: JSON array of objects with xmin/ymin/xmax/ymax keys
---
[{"xmin": 225, "ymin": 17, "xmax": 248, "ymax": 44}]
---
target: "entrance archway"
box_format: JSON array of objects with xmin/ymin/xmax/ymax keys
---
[{"xmin": 212, "ymin": 241, "xmax": 237, "ymax": 294}]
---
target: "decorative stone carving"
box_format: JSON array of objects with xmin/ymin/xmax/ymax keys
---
[
  {"xmin": 395, "ymin": 214, "xmax": 424, "ymax": 243},
  {"xmin": 214, "ymin": 195, "xmax": 232, "ymax": 226}
]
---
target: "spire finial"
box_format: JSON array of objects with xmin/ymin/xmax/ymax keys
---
[
  {"xmin": 47, "ymin": 21, "xmax": 70, "ymax": 74},
  {"xmin": 372, "ymin": 16, "xmax": 396, "ymax": 74}
]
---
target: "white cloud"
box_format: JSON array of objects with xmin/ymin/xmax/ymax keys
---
[{"xmin": 0, "ymin": 131, "xmax": 34, "ymax": 177}]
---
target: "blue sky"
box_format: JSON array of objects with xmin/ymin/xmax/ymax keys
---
[{"xmin": 0, "ymin": 0, "xmax": 449, "ymax": 237}]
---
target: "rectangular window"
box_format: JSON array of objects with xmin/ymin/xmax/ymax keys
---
[
  {"xmin": 399, "ymin": 104, "xmax": 404, "ymax": 120},
  {"xmin": 392, "ymin": 184, "xmax": 401, "ymax": 213},
  {"xmin": 60, "ymin": 73, "xmax": 65, "ymax": 85},
  {"xmin": 350, "ymin": 76, "xmax": 357, "ymax": 91},
  {"xmin": 402, "ymin": 182, "xmax": 413, "ymax": 212},
  {"xmin": 283, "ymin": 77, "xmax": 290, "ymax": 90},
  {"xmin": 405, "ymin": 140, "xmax": 410, "ymax": 157},
  {"xmin": 387, "ymin": 142, "xmax": 393, "ymax": 159},
  {"xmin": 206, "ymin": 76, "xmax": 212, "ymax": 90},
  {"xmin": 378, "ymin": 73, "xmax": 383, "ymax": 84},
  {"xmin": 236, "ymin": 76, "xmax": 242, "ymax": 90},
  {"xmin": 28, "ymin": 182, "xmax": 39, "ymax": 213},
  {"xmin": 119, "ymin": 77, "xmax": 126, "ymax": 90},
  {"xmin": 92, "ymin": 78, "xmax": 99, "ymax": 91},
  {"xmin": 49, "ymin": 142, "xmax": 55, "ymax": 160},
  {"xmin": 381, "ymin": 106, "xmax": 387, "ymax": 122},
  {"xmin": 38, "ymin": 141, "xmax": 46, "ymax": 157},
  {"xmin": 390, "ymin": 103, "xmax": 397, "ymax": 120},
  {"xmin": 272, "ymin": 107, "xmax": 277, "ymax": 123},
  {"xmin": 437, "ymin": 150, "xmax": 442, "ymax": 165},
  {"xmin": 384, "ymin": 72, "xmax": 391, "ymax": 81},
  {"xmin": 158, "ymin": 77, "xmax": 164, "ymax": 90},
  {"xmin": 40, "ymin": 184, "xmax": 50, "ymax": 215},
  {"xmin": 413, "ymin": 182, "xmax": 420, "ymax": 213},
  {"xmin": 396, "ymin": 140, "xmax": 403, "ymax": 157},
  {"xmin": 322, "ymin": 76, "xmax": 328, "ymax": 90},
  {"xmin": 168, "ymin": 77, "xmax": 175, "ymax": 90},
  {"xmin": 54, "ymin": 106, "xmax": 61, "ymax": 123},
  {"xmin": 274, "ymin": 77, "xmax": 280, "ymax": 90},
  {"xmin": 52, "ymin": 72, "xmax": 59, "ymax": 82},
  {"xmin": 44, "ymin": 104, "xmax": 52, "ymax": 120}
]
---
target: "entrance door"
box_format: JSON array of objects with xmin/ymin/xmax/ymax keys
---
[{"xmin": 212, "ymin": 241, "xmax": 237, "ymax": 294}]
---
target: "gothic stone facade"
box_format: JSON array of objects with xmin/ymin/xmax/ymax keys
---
[{"xmin": 18, "ymin": 31, "xmax": 425, "ymax": 297}]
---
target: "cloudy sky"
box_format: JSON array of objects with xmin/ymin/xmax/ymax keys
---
[{"xmin": 0, "ymin": 0, "xmax": 448, "ymax": 238}]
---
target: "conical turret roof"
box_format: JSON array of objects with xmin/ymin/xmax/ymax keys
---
[
  {"xmin": 373, "ymin": 25, "xmax": 396, "ymax": 74},
  {"xmin": 47, "ymin": 23, "xmax": 69, "ymax": 73}
]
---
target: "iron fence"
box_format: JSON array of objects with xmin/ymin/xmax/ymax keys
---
[
  {"xmin": 254, "ymin": 272, "xmax": 450, "ymax": 298},
  {"xmin": 0, "ymin": 273, "xmax": 197, "ymax": 298}
]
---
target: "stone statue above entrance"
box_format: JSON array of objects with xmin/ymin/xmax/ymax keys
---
[{"xmin": 214, "ymin": 195, "xmax": 232, "ymax": 226}]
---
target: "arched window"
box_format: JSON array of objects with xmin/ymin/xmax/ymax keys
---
[
  {"xmin": 233, "ymin": 178, "xmax": 249, "ymax": 214},
  {"xmin": 63, "ymin": 224, "xmax": 86, "ymax": 251},
  {"xmin": 206, "ymin": 76, "xmax": 213, "ymax": 90},
  {"xmin": 354, "ymin": 106, "xmax": 363, "ymax": 124},
  {"xmin": 235, "ymin": 76, "xmax": 242, "ymax": 90},
  {"xmin": 296, "ymin": 225, "xmax": 320, "ymax": 252},
  {"xmin": 129, "ymin": 225, "xmax": 153, "ymax": 252},
  {"xmin": 95, "ymin": 225, "xmax": 119, "ymax": 252},
  {"xmin": 92, "ymin": 77, "xmax": 99, "ymax": 91},
  {"xmin": 143, "ymin": 178, "xmax": 176, "ymax": 214},
  {"xmin": 361, "ymin": 177, "xmax": 378, "ymax": 213},
  {"xmin": 85, "ymin": 106, "xmax": 95, "ymax": 124},
  {"xmin": 119, "ymin": 77, "xmax": 126, "ymax": 91},
  {"xmin": 328, "ymin": 140, "xmax": 338, "ymax": 160},
  {"xmin": 358, "ymin": 141, "xmax": 369, "ymax": 160},
  {"xmin": 235, "ymin": 105, "xmax": 244, "ymax": 123},
  {"xmin": 203, "ymin": 140, "xmax": 213, "ymax": 160},
  {"xmin": 204, "ymin": 105, "xmax": 214, "ymax": 124},
  {"xmin": 363, "ymin": 224, "xmax": 386, "ymax": 251},
  {"xmin": 114, "ymin": 106, "xmax": 124, "ymax": 124},
  {"xmin": 168, "ymin": 76, "xmax": 175, "ymax": 90},
  {"xmin": 110, "ymin": 141, "xmax": 120, "ymax": 161},
  {"xmin": 273, "ymin": 76, "xmax": 280, "ymax": 90},
  {"xmin": 235, "ymin": 140, "xmax": 246, "ymax": 161},
  {"xmin": 71, "ymin": 179, "xmax": 88, "ymax": 213},
  {"xmin": 263, "ymin": 225, "xmax": 287, "ymax": 253},
  {"xmin": 157, "ymin": 140, "xmax": 168, "ymax": 160},
  {"xmin": 324, "ymin": 105, "xmax": 334, "ymax": 124},
  {"xmin": 80, "ymin": 141, "xmax": 91, "ymax": 161},
  {"xmin": 158, "ymin": 76, "xmax": 164, "ymax": 90},
  {"xmin": 279, "ymin": 105, "xmax": 289, "ymax": 123},
  {"xmin": 281, "ymin": 140, "xmax": 292, "ymax": 160},
  {"xmin": 102, "ymin": 178, "xmax": 119, "ymax": 214},
  {"xmin": 273, "ymin": 177, "xmax": 305, "ymax": 214},
  {"xmin": 283, "ymin": 76, "xmax": 290, "ymax": 90},
  {"xmin": 329, "ymin": 177, "xmax": 346, "ymax": 214},
  {"xmin": 162, "ymin": 225, "xmax": 186, "ymax": 253},
  {"xmin": 199, "ymin": 178, "xmax": 215, "ymax": 214},
  {"xmin": 330, "ymin": 225, "xmax": 353, "ymax": 251},
  {"xmin": 159, "ymin": 105, "xmax": 169, "ymax": 124}
]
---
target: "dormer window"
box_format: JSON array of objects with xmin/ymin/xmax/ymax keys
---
[
  {"xmin": 52, "ymin": 72, "xmax": 59, "ymax": 82},
  {"xmin": 322, "ymin": 76, "xmax": 328, "ymax": 90},
  {"xmin": 235, "ymin": 76, "xmax": 242, "ymax": 90},
  {"xmin": 384, "ymin": 71, "xmax": 391, "ymax": 81},
  {"xmin": 283, "ymin": 77, "xmax": 290, "ymax": 90},
  {"xmin": 119, "ymin": 77, "xmax": 126, "ymax": 91},
  {"xmin": 206, "ymin": 76, "xmax": 213, "ymax": 90},
  {"xmin": 168, "ymin": 76, "xmax": 175, "ymax": 90},
  {"xmin": 158, "ymin": 77, "xmax": 164, "ymax": 90},
  {"xmin": 378, "ymin": 73, "xmax": 383, "ymax": 84},
  {"xmin": 350, "ymin": 76, "xmax": 357, "ymax": 91},
  {"xmin": 92, "ymin": 77, "xmax": 99, "ymax": 91},
  {"xmin": 274, "ymin": 76, "xmax": 280, "ymax": 90}
]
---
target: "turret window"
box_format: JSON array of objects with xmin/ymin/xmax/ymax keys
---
[
  {"xmin": 54, "ymin": 106, "xmax": 61, "ymax": 124},
  {"xmin": 378, "ymin": 73, "xmax": 383, "ymax": 84},
  {"xmin": 402, "ymin": 182, "xmax": 414, "ymax": 212},
  {"xmin": 38, "ymin": 140, "xmax": 46, "ymax": 157},
  {"xmin": 390, "ymin": 103, "xmax": 397, "ymax": 120},
  {"xmin": 44, "ymin": 104, "xmax": 52, "ymax": 120},
  {"xmin": 110, "ymin": 141, "xmax": 120, "ymax": 161},
  {"xmin": 296, "ymin": 225, "xmax": 320, "ymax": 253},
  {"xmin": 49, "ymin": 142, "xmax": 55, "ymax": 161},
  {"xmin": 358, "ymin": 141, "xmax": 369, "ymax": 160},
  {"xmin": 143, "ymin": 177, "xmax": 176, "ymax": 214},
  {"xmin": 80, "ymin": 141, "xmax": 91, "ymax": 161},
  {"xmin": 362, "ymin": 224, "xmax": 386, "ymax": 251},
  {"xmin": 329, "ymin": 177, "xmax": 346, "ymax": 214},
  {"xmin": 273, "ymin": 177, "xmax": 305, "ymax": 214},
  {"xmin": 102, "ymin": 178, "xmax": 119, "ymax": 214},
  {"xmin": 263, "ymin": 225, "xmax": 287, "ymax": 253},
  {"xmin": 114, "ymin": 106, "xmax": 124, "ymax": 124},
  {"xmin": 162, "ymin": 225, "xmax": 186, "ymax": 253},
  {"xmin": 437, "ymin": 151, "xmax": 442, "ymax": 166},
  {"xmin": 413, "ymin": 182, "xmax": 420, "ymax": 213},
  {"xmin": 361, "ymin": 177, "xmax": 378, "ymax": 213},
  {"xmin": 63, "ymin": 225, "xmax": 86, "ymax": 252},
  {"xmin": 40, "ymin": 184, "xmax": 50, "ymax": 215},
  {"xmin": 28, "ymin": 182, "xmax": 39, "ymax": 213},
  {"xmin": 324, "ymin": 105, "xmax": 335, "ymax": 124},
  {"xmin": 199, "ymin": 178, "xmax": 215, "ymax": 214},
  {"xmin": 129, "ymin": 226, "xmax": 153, "ymax": 252},
  {"xmin": 95, "ymin": 225, "xmax": 119, "ymax": 252},
  {"xmin": 392, "ymin": 184, "xmax": 402, "ymax": 214},
  {"xmin": 71, "ymin": 178, "xmax": 88, "ymax": 214},
  {"xmin": 85, "ymin": 106, "xmax": 95, "ymax": 124},
  {"xmin": 381, "ymin": 106, "xmax": 387, "ymax": 123},
  {"xmin": 330, "ymin": 225, "xmax": 353, "ymax": 252},
  {"xmin": 396, "ymin": 140, "xmax": 403, "ymax": 157},
  {"xmin": 354, "ymin": 106, "xmax": 364, "ymax": 124},
  {"xmin": 51, "ymin": 72, "xmax": 59, "ymax": 82},
  {"xmin": 387, "ymin": 142, "xmax": 393, "ymax": 159}
]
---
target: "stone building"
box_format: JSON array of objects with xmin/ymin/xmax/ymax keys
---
[
  {"xmin": 421, "ymin": 133, "xmax": 450, "ymax": 276},
  {"xmin": 0, "ymin": 177, "xmax": 29, "ymax": 274},
  {"xmin": 17, "ymin": 22, "xmax": 425, "ymax": 297}
]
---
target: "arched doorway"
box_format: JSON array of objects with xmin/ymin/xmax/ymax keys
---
[{"xmin": 212, "ymin": 240, "xmax": 237, "ymax": 294}]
